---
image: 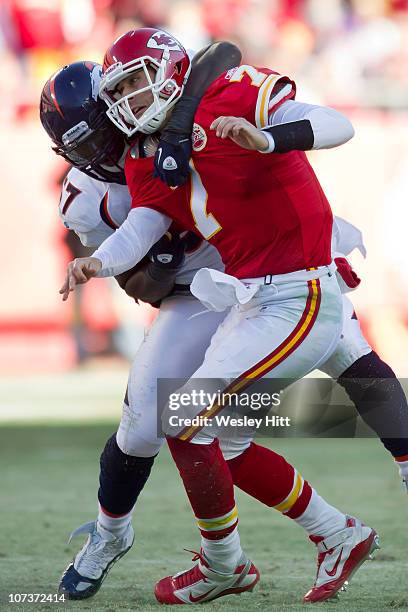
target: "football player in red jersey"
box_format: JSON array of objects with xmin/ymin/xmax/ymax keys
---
[{"xmin": 60, "ymin": 29, "xmax": 382, "ymax": 604}]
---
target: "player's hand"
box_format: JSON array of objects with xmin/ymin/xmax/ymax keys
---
[
  {"xmin": 59, "ymin": 257, "xmax": 102, "ymax": 301},
  {"xmin": 153, "ymin": 132, "xmax": 192, "ymax": 187},
  {"xmin": 210, "ymin": 116, "xmax": 269, "ymax": 152},
  {"xmin": 149, "ymin": 232, "xmax": 186, "ymax": 272}
]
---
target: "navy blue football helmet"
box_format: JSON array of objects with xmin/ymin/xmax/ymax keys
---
[{"xmin": 40, "ymin": 61, "xmax": 126, "ymax": 184}]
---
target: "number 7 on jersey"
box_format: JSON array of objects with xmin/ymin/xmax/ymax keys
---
[{"xmin": 189, "ymin": 161, "xmax": 222, "ymax": 240}]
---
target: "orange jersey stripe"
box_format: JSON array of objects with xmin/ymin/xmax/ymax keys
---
[{"xmin": 99, "ymin": 191, "xmax": 119, "ymax": 229}]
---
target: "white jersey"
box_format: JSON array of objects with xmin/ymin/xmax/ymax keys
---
[{"xmin": 59, "ymin": 168, "xmax": 224, "ymax": 284}]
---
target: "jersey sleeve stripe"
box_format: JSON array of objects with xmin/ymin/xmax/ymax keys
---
[
  {"xmin": 99, "ymin": 192, "xmax": 119, "ymax": 229},
  {"xmin": 267, "ymin": 82, "xmax": 295, "ymax": 115},
  {"xmin": 255, "ymin": 74, "xmax": 282, "ymax": 129}
]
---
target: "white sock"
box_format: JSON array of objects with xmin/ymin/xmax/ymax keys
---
[
  {"xmin": 294, "ymin": 489, "xmax": 346, "ymax": 538},
  {"xmin": 201, "ymin": 528, "xmax": 243, "ymax": 574},
  {"xmin": 97, "ymin": 504, "xmax": 133, "ymax": 538},
  {"xmin": 396, "ymin": 459, "xmax": 408, "ymax": 478}
]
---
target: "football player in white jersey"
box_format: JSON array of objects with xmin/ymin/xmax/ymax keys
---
[{"xmin": 41, "ymin": 54, "xmax": 406, "ymax": 604}]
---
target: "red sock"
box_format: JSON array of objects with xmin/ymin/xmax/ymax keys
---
[
  {"xmin": 228, "ymin": 442, "xmax": 312, "ymax": 519},
  {"xmin": 167, "ymin": 437, "xmax": 238, "ymax": 539}
]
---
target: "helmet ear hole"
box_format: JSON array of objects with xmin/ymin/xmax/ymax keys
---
[{"xmin": 174, "ymin": 61, "xmax": 182, "ymax": 75}]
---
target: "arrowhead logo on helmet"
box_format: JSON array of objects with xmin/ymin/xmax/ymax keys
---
[{"xmin": 147, "ymin": 31, "xmax": 182, "ymax": 52}]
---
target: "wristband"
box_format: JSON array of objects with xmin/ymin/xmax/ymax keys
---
[
  {"xmin": 258, "ymin": 131, "xmax": 275, "ymax": 154},
  {"xmin": 261, "ymin": 119, "xmax": 314, "ymax": 153}
]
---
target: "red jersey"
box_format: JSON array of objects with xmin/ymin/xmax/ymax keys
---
[{"xmin": 126, "ymin": 65, "xmax": 333, "ymax": 279}]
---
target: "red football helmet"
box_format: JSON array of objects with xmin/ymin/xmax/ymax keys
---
[{"xmin": 100, "ymin": 28, "xmax": 191, "ymax": 136}]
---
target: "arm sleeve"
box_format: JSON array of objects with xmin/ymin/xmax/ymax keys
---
[
  {"xmin": 76, "ymin": 222, "xmax": 114, "ymax": 248},
  {"xmin": 264, "ymin": 99, "xmax": 355, "ymax": 150},
  {"xmin": 92, "ymin": 207, "xmax": 172, "ymax": 278},
  {"xmin": 161, "ymin": 42, "xmax": 242, "ymax": 136},
  {"xmin": 185, "ymin": 42, "xmax": 242, "ymax": 98}
]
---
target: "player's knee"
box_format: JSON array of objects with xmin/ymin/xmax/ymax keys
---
[
  {"xmin": 117, "ymin": 395, "xmax": 164, "ymax": 457},
  {"xmin": 100, "ymin": 433, "xmax": 155, "ymax": 469},
  {"xmin": 339, "ymin": 350, "xmax": 396, "ymax": 380},
  {"xmin": 116, "ymin": 427, "xmax": 163, "ymax": 457},
  {"xmin": 219, "ymin": 437, "xmax": 252, "ymax": 461}
]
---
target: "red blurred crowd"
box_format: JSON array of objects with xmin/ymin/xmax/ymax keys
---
[
  {"xmin": 1, "ymin": 1, "xmax": 407, "ymax": 371},
  {"xmin": 1, "ymin": 0, "xmax": 407, "ymax": 121}
]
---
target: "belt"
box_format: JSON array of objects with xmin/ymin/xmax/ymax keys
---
[{"xmin": 242, "ymin": 262, "xmax": 335, "ymax": 286}]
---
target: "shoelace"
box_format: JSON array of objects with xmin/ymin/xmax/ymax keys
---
[
  {"xmin": 172, "ymin": 550, "xmax": 207, "ymax": 590},
  {"xmin": 77, "ymin": 534, "xmax": 121, "ymax": 577}
]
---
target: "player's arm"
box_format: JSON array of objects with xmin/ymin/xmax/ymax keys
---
[
  {"xmin": 261, "ymin": 99, "xmax": 354, "ymax": 152},
  {"xmin": 73, "ymin": 224, "xmax": 181, "ymax": 305},
  {"xmin": 114, "ymin": 261, "xmax": 175, "ymax": 304},
  {"xmin": 62, "ymin": 184, "xmax": 178, "ymax": 303},
  {"xmin": 167, "ymin": 41, "xmax": 242, "ymax": 130},
  {"xmin": 60, "ymin": 207, "xmax": 171, "ymax": 300},
  {"xmin": 211, "ymin": 100, "xmax": 354, "ymax": 153},
  {"xmin": 154, "ymin": 41, "xmax": 242, "ymax": 187},
  {"xmin": 115, "ymin": 232, "xmax": 186, "ymax": 303}
]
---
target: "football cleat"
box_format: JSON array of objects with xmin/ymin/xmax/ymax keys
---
[
  {"xmin": 58, "ymin": 520, "xmax": 134, "ymax": 600},
  {"xmin": 303, "ymin": 516, "xmax": 380, "ymax": 603},
  {"xmin": 154, "ymin": 550, "xmax": 259, "ymax": 604}
]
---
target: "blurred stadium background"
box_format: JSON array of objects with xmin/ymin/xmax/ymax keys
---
[
  {"xmin": 0, "ymin": 0, "xmax": 407, "ymax": 382},
  {"xmin": 1, "ymin": 2, "xmax": 408, "ymax": 608}
]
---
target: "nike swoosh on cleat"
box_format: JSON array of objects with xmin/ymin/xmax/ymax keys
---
[
  {"xmin": 189, "ymin": 587, "xmax": 217, "ymax": 603},
  {"xmin": 325, "ymin": 547, "xmax": 343, "ymax": 577}
]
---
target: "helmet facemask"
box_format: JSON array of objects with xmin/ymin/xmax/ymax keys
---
[
  {"xmin": 100, "ymin": 49, "xmax": 186, "ymax": 136},
  {"xmin": 54, "ymin": 110, "xmax": 127, "ymax": 184}
]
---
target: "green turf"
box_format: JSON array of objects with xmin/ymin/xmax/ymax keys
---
[{"xmin": 0, "ymin": 425, "xmax": 407, "ymax": 611}]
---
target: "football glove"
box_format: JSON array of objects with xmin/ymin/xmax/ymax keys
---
[
  {"xmin": 148, "ymin": 232, "xmax": 186, "ymax": 281},
  {"xmin": 153, "ymin": 95, "xmax": 200, "ymax": 187}
]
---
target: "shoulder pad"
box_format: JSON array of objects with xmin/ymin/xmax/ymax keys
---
[{"xmin": 59, "ymin": 168, "xmax": 108, "ymax": 233}]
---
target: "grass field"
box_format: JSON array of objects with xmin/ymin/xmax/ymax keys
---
[{"xmin": 1, "ymin": 422, "xmax": 408, "ymax": 612}]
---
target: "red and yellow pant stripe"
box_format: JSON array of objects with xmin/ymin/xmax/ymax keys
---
[{"xmin": 178, "ymin": 278, "xmax": 321, "ymax": 442}]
